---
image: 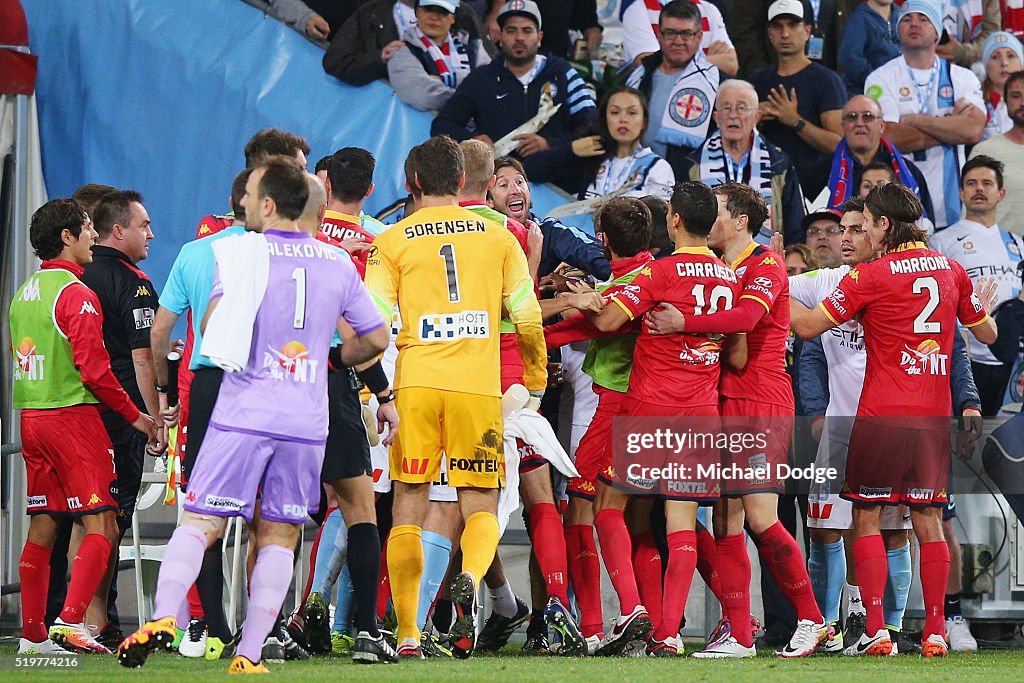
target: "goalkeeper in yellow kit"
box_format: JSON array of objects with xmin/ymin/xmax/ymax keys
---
[{"xmin": 364, "ymin": 136, "xmax": 546, "ymax": 659}]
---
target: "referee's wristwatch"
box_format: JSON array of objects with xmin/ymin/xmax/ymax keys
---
[{"xmin": 376, "ymin": 390, "xmax": 396, "ymax": 405}]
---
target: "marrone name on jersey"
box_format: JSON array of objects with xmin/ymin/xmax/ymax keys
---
[{"xmin": 404, "ymin": 220, "xmax": 487, "ymax": 239}]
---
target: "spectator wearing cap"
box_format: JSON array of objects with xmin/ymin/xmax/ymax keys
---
[
  {"xmin": 388, "ymin": 0, "xmax": 491, "ymax": 111},
  {"xmin": 936, "ymin": 0, "xmax": 1000, "ymax": 68},
  {"xmin": 863, "ymin": 0, "xmax": 985, "ymax": 230},
  {"xmin": 482, "ymin": 0, "xmax": 604, "ymax": 60},
  {"xmin": 825, "ymin": 94, "xmax": 934, "ymax": 221},
  {"xmin": 971, "ymin": 71, "xmax": 1024, "ymax": 233},
  {"xmin": 801, "ymin": 208, "xmax": 842, "ymax": 267},
  {"xmin": 623, "ymin": 0, "xmax": 721, "ymax": 178},
  {"xmin": 621, "ymin": 0, "xmax": 739, "ymax": 76},
  {"xmin": 837, "ymin": 0, "xmax": 902, "ymax": 96},
  {"xmin": 726, "ymin": 0, "xmax": 838, "ymax": 76},
  {"xmin": 980, "ymin": 32, "xmax": 1024, "ymax": 140},
  {"xmin": 680, "ymin": 79, "xmax": 806, "ymax": 244},
  {"xmin": 748, "ymin": 0, "xmax": 846, "ymax": 200},
  {"xmin": 431, "ymin": 0, "xmax": 599, "ymax": 191},
  {"xmin": 323, "ymin": 0, "xmax": 488, "ymax": 86}
]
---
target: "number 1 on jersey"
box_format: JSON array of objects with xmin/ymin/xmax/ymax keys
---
[
  {"xmin": 292, "ymin": 267, "xmax": 306, "ymax": 329},
  {"xmin": 439, "ymin": 243, "xmax": 460, "ymax": 302}
]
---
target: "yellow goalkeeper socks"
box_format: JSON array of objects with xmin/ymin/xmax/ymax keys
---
[
  {"xmin": 459, "ymin": 511, "xmax": 500, "ymax": 583},
  {"xmin": 387, "ymin": 525, "xmax": 424, "ymax": 642}
]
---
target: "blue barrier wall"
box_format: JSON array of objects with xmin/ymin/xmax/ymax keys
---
[{"xmin": 20, "ymin": 0, "xmax": 570, "ymax": 291}]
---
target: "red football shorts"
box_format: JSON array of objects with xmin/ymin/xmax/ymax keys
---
[
  {"xmin": 569, "ymin": 385, "xmax": 629, "ymax": 500},
  {"xmin": 602, "ymin": 400, "xmax": 720, "ymax": 501},
  {"xmin": 21, "ymin": 405, "xmax": 118, "ymax": 516},
  {"xmin": 842, "ymin": 416, "xmax": 951, "ymax": 507},
  {"xmin": 719, "ymin": 397, "xmax": 793, "ymax": 496}
]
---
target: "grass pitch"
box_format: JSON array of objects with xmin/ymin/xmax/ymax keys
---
[{"xmin": 2, "ymin": 642, "xmax": 1024, "ymax": 682}]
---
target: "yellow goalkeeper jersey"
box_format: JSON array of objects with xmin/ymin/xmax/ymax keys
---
[{"xmin": 364, "ymin": 204, "xmax": 545, "ymax": 397}]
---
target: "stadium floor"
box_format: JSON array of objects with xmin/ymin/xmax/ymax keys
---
[{"xmin": 2, "ymin": 642, "xmax": 1024, "ymax": 682}]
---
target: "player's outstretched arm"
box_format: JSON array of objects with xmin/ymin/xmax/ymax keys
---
[
  {"xmin": 967, "ymin": 316, "xmax": 998, "ymax": 346},
  {"xmin": 587, "ymin": 297, "xmax": 631, "ymax": 333},
  {"xmin": 790, "ymin": 300, "xmax": 838, "ymax": 340}
]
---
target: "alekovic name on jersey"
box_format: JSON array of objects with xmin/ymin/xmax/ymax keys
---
[
  {"xmin": 403, "ymin": 219, "xmax": 487, "ymax": 239},
  {"xmin": 888, "ymin": 254, "xmax": 951, "ymax": 275},
  {"xmin": 266, "ymin": 240, "xmax": 342, "ymax": 260}
]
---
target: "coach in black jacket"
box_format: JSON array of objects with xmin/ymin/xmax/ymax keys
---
[
  {"xmin": 431, "ymin": 1, "xmax": 598, "ymax": 191},
  {"xmin": 323, "ymin": 0, "xmax": 488, "ymax": 86}
]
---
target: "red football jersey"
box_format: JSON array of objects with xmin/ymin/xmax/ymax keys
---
[
  {"xmin": 819, "ymin": 242, "xmax": 987, "ymax": 417},
  {"xmin": 318, "ymin": 210, "xmax": 376, "ymax": 278},
  {"xmin": 719, "ymin": 242, "xmax": 794, "ymax": 409},
  {"xmin": 195, "ymin": 213, "xmax": 233, "ymax": 239},
  {"xmin": 610, "ymin": 246, "xmax": 741, "ymax": 408}
]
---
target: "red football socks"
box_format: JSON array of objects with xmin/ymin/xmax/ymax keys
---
[
  {"xmin": 528, "ymin": 502, "xmax": 570, "ymax": 604},
  {"xmin": 19, "ymin": 542, "xmax": 51, "ymax": 641},
  {"xmin": 852, "ymin": 534, "xmax": 888, "ymax": 636},
  {"xmin": 757, "ymin": 521, "xmax": 823, "ymax": 623},
  {"xmin": 919, "ymin": 541, "xmax": 950, "ymax": 639},
  {"xmin": 60, "ymin": 533, "xmax": 111, "ymax": 624},
  {"xmin": 594, "ymin": 508, "xmax": 641, "ymax": 616},
  {"xmin": 715, "ymin": 533, "xmax": 753, "ymax": 647},
  {"xmin": 632, "ymin": 531, "xmax": 663, "ymax": 629},
  {"xmin": 565, "ymin": 524, "xmax": 604, "ymax": 637},
  {"xmin": 696, "ymin": 524, "xmax": 725, "ymax": 602},
  {"xmin": 654, "ymin": 530, "xmax": 697, "ymax": 642}
]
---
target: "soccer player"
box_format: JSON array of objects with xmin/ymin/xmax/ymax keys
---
[
  {"xmin": 790, "ymin": 182, "xmax": 996, "ymax": 657},
  {"xmin": 119, "ymin": 156, "xmax": 390, "ymax": 672},
  {"xmin": 646, "ymin": 183, "xmax": 826, "ymax": 658},
  {"xmin": 11, "ymin": 199, "xmax": 158, "ymax": 655},
  {"xmin": 314, "ymin": 147, "xmax": 388, "ymax": 275},
  {"xmin": 364, "ymin": 136, "xmax": 546, "ymax": 659},
  {"xmin": 583, "ymin": 185, "xmax": 741, "ymax": 656},
  {"xmin": 791, "ymin": 196, "xmax": 981, "ymax": 654},
  {"xmin": 540, "ymin": 197, "xmax": 659, "ymax": 652}
]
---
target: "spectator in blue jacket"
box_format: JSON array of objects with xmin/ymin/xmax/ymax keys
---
[
  {"xmin": 430, "ymin": 0, "xmax": 600, "ymax": 192},
  {"xmin": 837, "ymin": 0, "xmax": 901, "ymax": 95}
]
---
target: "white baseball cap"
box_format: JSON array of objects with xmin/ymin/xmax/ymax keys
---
[
  {"xmin": 497, "ymin": 0, "xmax": 542, "ymax": 29},
  {"xmin": 768, "ymin": 0, "xmax": 809, "ymax": 22}
]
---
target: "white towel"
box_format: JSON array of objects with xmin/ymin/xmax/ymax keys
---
[
  {"xmin": 497, "ymin": 433, "xmax": 522, "ymax": 534},
  {"xmin": 503, "ymin": 409, "xmax": 579, "ymax": 479},
  {"xmin": 200, "ymin": 232, "xmax": 270, "ymax": 373}
]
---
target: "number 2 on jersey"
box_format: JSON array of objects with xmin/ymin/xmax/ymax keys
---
[
  {"xmin": 439, "ymin": 243, "xmax": 461, "ymax": 302},
  {"xmin": 912, "ymin": 276, "xmax": 940, "ymax": 334},
  {"xmin": 292, "ymin": 267, "xmax": 306, "ymax": 329}
]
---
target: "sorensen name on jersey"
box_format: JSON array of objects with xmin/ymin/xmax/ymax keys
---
[{"xmin": 404, "ymin": 220, "xmax": 487, "ymax": 239}]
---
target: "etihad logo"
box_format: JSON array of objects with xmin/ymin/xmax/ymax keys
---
[
  {"xmin": 135, "ymin": 285, "xmax": 151, "ymax": 297},
  {"xmin": 14, "ymin": 337, "xmax": 45, "ymax": 381},
  {"xmin": 19, "ymin": 278, "xmax": 41, "ymax": 302},
  {"xmin": 899, "ymin": 339, "xmax": 948, "ymax": 376},
  {"xmin": 80, "ymin": 300, "xmax": 99, "ymax": 316},
  {"xmin": 264, "ymin": 341, "xmax": 319, "ymax": 383}
]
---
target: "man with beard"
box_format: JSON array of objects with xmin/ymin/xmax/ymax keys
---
[
  {"xmin": 971, "ymin": 71, "xmax": 1024, "ymax": 234},
  {"xmin": 431, "ymin": 0, "xmax": 599, "ymax": 191}
]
